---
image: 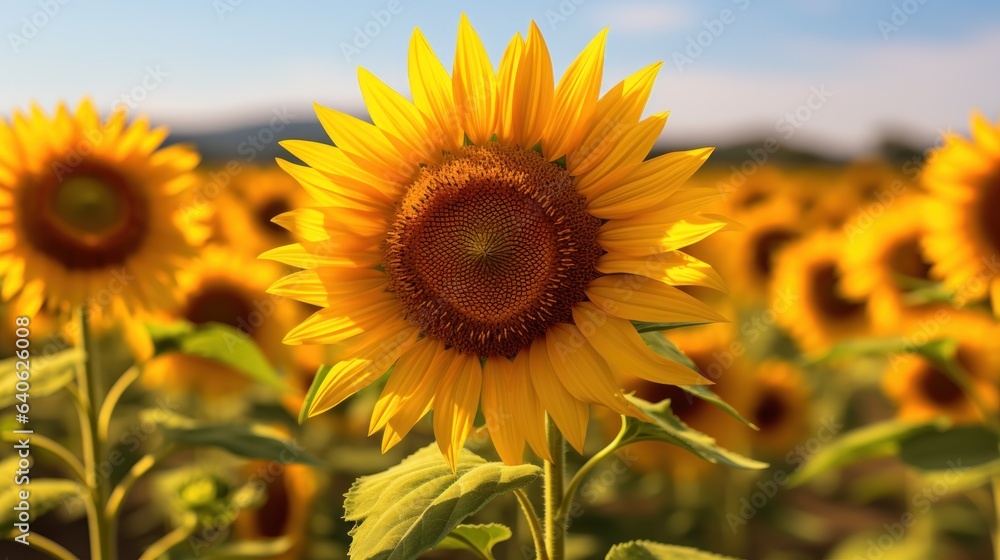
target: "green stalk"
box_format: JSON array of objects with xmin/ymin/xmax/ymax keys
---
[
  {"xmin": 992, "ymin": 475, "xmax": 1000, "ymax": 560},
  {"xmin": 544, "ymin": 417, "xmax": 566, "ymax": 560},
  {"xmin": 76, "ymin": 307, "xmax": 115, "ymax": 560}
]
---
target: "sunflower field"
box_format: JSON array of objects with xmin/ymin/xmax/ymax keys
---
[{"xmin": 1, "ymin": 3, "xmax": 999, "ymax": 560}]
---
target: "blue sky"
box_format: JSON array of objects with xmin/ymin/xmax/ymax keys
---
[{"xmin": 2, "ymin": 0, "xmax": 999, "ymax": 155}]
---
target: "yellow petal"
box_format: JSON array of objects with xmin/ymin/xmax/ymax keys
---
[
  {"xmin": 572, "ymin": 302, "xmax": 710, "ymax": 386},
  {"xmin": 597, "ymin": 251, "xmax": 728, "ymax": 292},
  {"xmin": 970, "ymin": 111, "xmax": 1000, "ymax": 156},
  {"xmin": 313, "ymin": 102, "xmax": 415, "ymax": 183},
  {"xmin": 546, "ymin": 324, "xmax": 649, "ymax": 420},
  {"xmin": 496, "ymin": 32, "xmax": 525, "ymax": 145},
  {"xmin": 568, "ymin": 62, "xmax": 661, "ymax": 176},
  {"xmin": 587, "ymin": 147, "xmax": 714, "ymax": 219},
  {"xmin": 598, "ymin": 215, "xmax": 730, "ymax": 256},
  {"xmin": 434, "ymin": 350, "xmax": 483, "ymax": 471},
  {"xmin": 575, "ymin": 112, "xmax": 669, "ymax": 198},
  {"xmin": 279, "ymin": 141, "xmax": 398, "ymax": 204},
  {"xmin": 358, "ymin": 67, "xmax": 437, "ymax": 164},
  {"xmin": 283, "ymin": 294, "xmax": 400, "ymax": 345},
  {"xmin": 381, "ymin": 341, "xmax": 454, "ymax": 452},
  {"xmin": 409, "ymin": 28, "xmax": 463, "ymax": 153},
  {"xmin": 541, "ymin": 29, "xmax": 607, "ymax": 160},
  {"xmin": 369, "ymin": 337, "xmax": 444, "ymax": 436},
  {"xmin": 512, "ymin": 22, "xmax": 554, "ymax": 148},
  {"xmin": 482, "ymin": 357, "xmax": 526, "ymax": 465},
  {"xmin": 260, "ymin": 242, "xmax": 361, "ymax": 269},
  {"xmin": 453, "ymin": 14, "xmax": 497, "ymax": 145},
  {"xmin": 308, "ymin": 359, "xmax": 383, "ymax": 417},
  {"xmin": 584, "ymin": 274, "xmax": 728, "ymax": 323},
  {"xmin": 276, "ymin": 157, "xmax": 384, "ymax": 211},
  {"xmin": 510, "ymin": 350, "xmax": 552, "ymax": 462},
  {"xmin": 528, "ymin": 336, "xmax": 589, "ymax": 453}
]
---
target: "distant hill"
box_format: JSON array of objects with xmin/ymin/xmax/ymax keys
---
[{"xmin": 166, "ymin": 121, "xmax": 927, "ymax": 170}]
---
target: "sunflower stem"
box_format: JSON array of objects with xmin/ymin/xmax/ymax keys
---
[
  {"xmin": 4, "ymin": 530, "xmax": 80, "ymax": 560},
  {"xmin": 76, "ymin": 307, "xmax": 116, "ymax": 560},
  {"xmin": 992, "ymin": 475, "xmax": 1000, "ymax": 560},
  {"xmin": 555, "ymin": 417, "xmax": 627, "ymax": 526},
  {"xmin": 514, "ymin": 488, "xmax": 547, "ymax": 560},
  {"xmin": 543, "ymin": 416, "xmax": 566, "ymax": 560}
]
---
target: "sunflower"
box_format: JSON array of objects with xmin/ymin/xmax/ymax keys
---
[
  {"xmin": 267, "ymin": 17, "xmax": 728, "ymax": 468},
  {"xmin": 234, "ymin": 462, "xmax": 318, "ymax": 560},
  {"xmin": 719, "ymin": 165, "xmax": 790, "ymax": 213},
  {"xmin": 922, "ymin": 112, "xmax": 1000, "ymax": 305},
  {"xmin": 211, "ymin": 165, "xmax": 311, "ymax": 256},
  {"xmin": 771, "ymin": 231, "xmax": 872, "ymax": 353},
  {"xmin": 883, "ymin": 309, "xmax": 1000, "ymax": 423},
  {"xmin": 0, "ymin": 99, "xmax": 204, "ymax": 319},
  {"xmin": 841, "ymin": 196, "xmax": 937, "ymax": 331},
  {"xmin": 618, "ymin": 326, "xmax": 750, "ymax": 479},
  {"xmin": 720, "ymin": 196, "xmax": 804, "ymax": 301},
  {"xmin": 143, "ymin": 246, "xmax": 297, "ymax": 399},
  {"xmin": 745, "ymin": 360, "xmax": 810, "ymax": 457}
]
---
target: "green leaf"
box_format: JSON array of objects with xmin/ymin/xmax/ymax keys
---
[
  {"xmin": 788, "ymin": 419, "xmax": 946, "ymax": 486},
  {"xmin": 632, "ymin": 321, "xmax": 712, "ymax": 333},
  {"xmin": 0, "ymin": 478, "xmax": 85, "ymax": 527},
  {"xmin": 344, "ymin": 444, "xmax": 541, "ymax": 560},
  {"xmin": 621, "ymin": 397, "xmax": 767, "ymax": 470},
  {"xmin": 146, "ymin": 321, "xmax": 284, "ymax": 391},
  {"xmin": 436, "ymin": 523, "xmax": 512, "ymax": 560},
  {"xmin": 899, "ymin": 425, "xmax": 1000, "ymax": 471},
  {"xmin": 606, "ymin": 540, "xmax": 742, "ymax": 559},
  {"xmin": 640, "ymin": 332, "xmax": 757, "ymax": 429},
  {"xmin": 148, "ymin": 412, "xmax": 320, "ymax": 465},
  {"xmin": 919, "ymin": 458, "xmax": 1000, "ymax": 493},
  {"xmin": 0, "ymin": 347, "xmax": 84, "ymax": 408},
  {"xmin": 194, "ymin": 537, "xmax": 294, "ymax": 559},
  {"xmin": 298, "ymin": 364, "xmax": 333, "ymax": 424}
]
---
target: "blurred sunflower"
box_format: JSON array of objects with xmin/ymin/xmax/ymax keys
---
[
  {"xmin": 234, "ymin": 462, "xmax": 318, "ymax": 560},
  {"xmin": 883, "ymin": 310, "xmax": 1000, "ymax": 423},
  {"xmin": 213, "ymin": 165, "xmax": 311, "ymax": 256},
  {"xmin": 267, "ymin": 17, "xmax": 729, "ymax": 468},
  {"xmin": 143, "ymin": 247, "xmax": 296, "ymax": 399},
  {"xmin": 842, "ymin": 196, "xmax": 937, "ymax": 330},
  {"xmin": 719, "ymin": 165, "xmax": 788, "ymax": 213},
  {"xmin": 722, "ymin": 196, "xmax": 804, "ymax": 301},
  {"xmin": 0, "ymin": 99, "xmax": 204, "ymax": 319},
  {"xmin": 621, "ymin": 326, "xmax": 750, "ymax": 479},
  {"xmin": 922, "ymin": 112, "xmax": 1000, "ymax": 307},
  {"xmin": 772, "ymin": 231, "xmax": 872, "ymax": 353},
  {"xmin": 746, "ymin": 360, "xmax": 810, "ymax": 457}
]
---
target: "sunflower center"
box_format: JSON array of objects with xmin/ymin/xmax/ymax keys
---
[
  {"xmin": 53, "ymin": 176, "xmax": 123, "ymax": 233},
  {"xmin": 752, "ymin": 391, "xmax": 788, "ymax": 431},
  {"xmin": 384, "ymin": 144, "xmax": 602, "ymax": 357},
  {"xmin": 977, "ymin": 171, "xmax": 1000, "ymax": 253},
  {"xmin": 809, "ymin": 263, "xmax": 865, "ymax": 320},
  {"xmin": 752, "ymin": 228, "xmax": 797, "ymax": 278},
  {"xmin": 254, "ymin": 471, "xmax": 290, "ymax": 538},
  {"xmin": 20, "ymin": 162, "xmax": 149, "ymax": 270},
  {"xmin": 887, "ymin": 235, "xmax": 932, "ymax": 281},
  {"xmin": 916, "ymin": 361, "xmax": 965, "ymax": 407},
  {"xmin": 184, "ymin": 282, "xmax": 258, "ymax": 339}
]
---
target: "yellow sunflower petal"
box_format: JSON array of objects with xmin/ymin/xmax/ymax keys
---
[
  {"xmin": 597, "ymin": 251, "xmax": 728, "ymax": 292},
  {"xmin": 587, "ymin": 147, "xmax": 714, "ymax": 219},
  {"xmin": 572, "ymin": 302, "xmax": 710, "ymax": 386},
  {"xmin": 453, "ymin": 14, "xmax": 497, "ymax": 145},
  {"xmin": 496, "ymin": 32, "xmax": 525, "ymax": 145},
  {"xmin": 482, "ymin": 357, "xmax": 526, "ymax": 465},
  {"xmin": 409, "ymin": 28, "xmax": 463, "ymax": 153},
  {"xmin": 511, "ymin": 350, "xmax": 552, "ymax": 462},
  {"xmin": 528, "ymin": 336, "xmax": 589, "ymax": 453},
  {"xmin": 313, "ymin": 102, "xmax": 414, "ymax": 183},
  {"xmin": 584, "ymin": 274, "xmax": 728, "ymax": 323},
  {"xmin": 369, "ymin": 337, "xmax": 443, "ymax": 436},
  {"xmin": 568, "ymin": 62, "xmax": 661, "ymax": 175},
  {"xmin": 433, "ymin": 350, "xmax": 483, "ymax": 471},
  {"xmin": 546, "ymin": 323, "xmax": 649, "ymax": 420},
  {"xmin": 511, "ymin": 21, "xmax": 554, "ymax": 148},
  {"xmin": 358, "ymin": 67, "xmax": 437, "ymax": 164},
  {"xmin": 575, "ymin": 112, "xmax": 669, "ymax": 198},
  {"xmin": 540, "ymin": 29, "xmax": 608, "ymax": 160},
  {"xmin": 598, "ymin": 215, "xmax": 731, "ymax": 256}
]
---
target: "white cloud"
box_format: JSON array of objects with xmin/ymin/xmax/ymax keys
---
[
  {"xmin": 589, "ymin": 1, "xmax": 698, "ymax": 34},
  {"xmin": 646, "ymin": 27, "xmax": 1000, "ymax": 155}
]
